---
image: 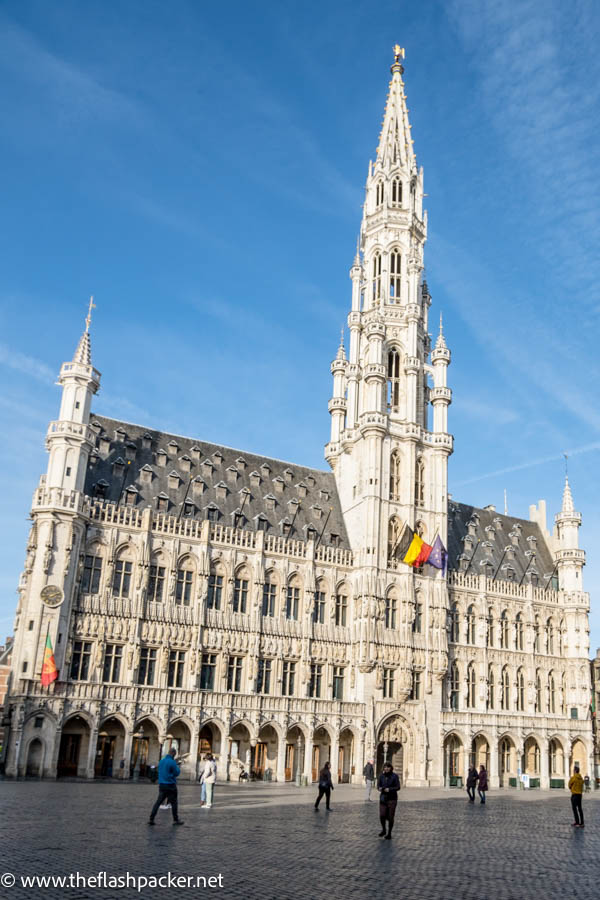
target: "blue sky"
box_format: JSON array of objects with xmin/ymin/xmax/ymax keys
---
[{"xmin": 2, "ymin": 0, "xmax": 600, "ymax": 649}]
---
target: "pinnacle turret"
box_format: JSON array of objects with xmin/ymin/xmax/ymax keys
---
[
  {"xmin": 435, "ymin": 312, "xmax": 447, "ymax": 351},
  {"xmin": 72, "ymin": 296, "xmax": 95, "ymax": 366},
  {"xmin": 336, "ymin": 329, "xmax": 347, "ymax": 361},
  {"xmin": 375, "ymin": 44, "xmax": 416, "ymax": 172},
  {"xmin": 561, "ymin": 475, "xmax": 574, "ymax": 514}
]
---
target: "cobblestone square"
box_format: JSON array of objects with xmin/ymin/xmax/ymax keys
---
[{"xmin": 0, "ymin": 782, "xmax": 598, "ymax": 900}]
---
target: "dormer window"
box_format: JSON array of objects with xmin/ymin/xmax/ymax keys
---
[
  {"xmin": 493, "ymin": 517, "xmax": 503, "ymax": 529},
  {"xmin": 206, "ymin": 504, "xmax": 219, "ymax": 522},
  {"xmin": 125, "ymin": 486, "xmax": 138, "ymax": 506},
  {"xmin": 306, "ymin": 525, "xmax": 317, "ymax": 542},
  {"xmin": 329, "ymin": 533, "xmax": 340, "ymax": 548},
  {"xmin": 182, "ymin": 501, "xmax": 195, "ymax": 518},
  {"xmin": 305, "ymin": 474, "xmax": 315, "ymax": 489},
  {"xmin": 226, "ymin": 466, "xmax": 239, "ymax": 484},
  {"xmin": 115, "ymin": 427, "xmax": 127, "ymax": 442},
  {"xmin": 236, "ymin": 456, "xmax": 247, "ymax": 471},
  {"xmin": 156, "ymin": 449, "xmax": 167, "ymax": 467},
  {"xmin": 458, "ymin": 553, "xmax": 469, "ymax": 573},
  {"xmin": 260, "ymin": 462, "xmax": 272, "ymax": 477},
  {"xmin": 215, "ymin": 481, "xmax": 228, "ymax": 501},
  {"xmin": 125, "ymin": 441, "xmax": 137, "ymax": 461},
  {"xmin": 88, "ymin": 451, "xmax": 99, "ymax": 467},
  {"xmin": 505, "ymin": 545, "xmax": 515, "ymax": 561},
  {"xmin": 90, "ymin": 421, "xmax": 102, "ymax": 434},
  {"xmin": 156, "ymin": 493, "xmax": 169, "ymax": 512},
  {"xmin": 503, "ymin": 565, "xmax": 516, "ymax": 582},
  {"xmin": 527, "ymin": 535, "xmax": 537, "ymax": 550},
  {"xmin": 283, "ymin": 468, "xmax": 294, "ymax": 483},
  {"xmin": 467, "ymin": 518, "xmax": 478, "ymax": 536},
  {"xmin": 94, "ymin": 480, "xmax": 108, "ymax": 499},
  {"xmin": 98, "ymin": 435, "xmax": 111, "ymax": 456},
  {"xmin": 281, "ymin": 520, "xmax": 292, "ymax": 537},
  {"xmin": 232, "ymin": 509, "xmax": 246, "ymax": 529},
  {"xmin": 167, "ymin": 440, "xmax": 179, "ymax": 457},
  {"xmin": 256, "ymin": 515, "xmax": 268, "ymax": 532},
  {"xmin": 319, "ymin": 490, "xmax": 330, "ymax": 502},
  {"xmin": 485, "ymin": 525, "xmax": 496, "ymax": 541},
  {"xmin": 311, "ymin": 504, "xmax": 323, "ymax": 520},
  {"xmin": 482, "ymin": 541, "xmax": 494, "ymax": 558},
  {"xmin": 249, "ymin": 471, "xmax": 261, "ymax": 486},
  {"xmin": 530, "ymin": 571, "xmax": 539, "ymax": 587},
  {"xmin": 272, "ymin": 476, "xmax": 285, "ymax": 494},
  {"xmin": 509, "ymin": 530, "xmax": 519, "ymax": 547},
  {"xmin": 192, "ymin": 476, "xmax": 205, "ymax": 496},
  {"xmin": 212, "ymin": 450, "xmax": 224, "ymax": 467},
  {"xmin": 142, "ymin": 433, "xmax": 152, "ymax": 450},
  {"xmin": 168, "ymin": 470, "xmax": 180, "ymax": 490},
  {"xmin": 179, "ymin": 455, "xmax": 192, "ymax": 473},
  {"xmin": 190, "ymin": 445, "xmax": 201, "ymax": 461},
  {"xmin": 201, "ymin": 459, "xmax": 213, "ymax": 476},
  {"xmin": 296, "ymin": 482, "xmax": 308, "ymax": 499},
  {"xmin": 264, "ymin": 493, "xmax": 276, "ymax": 511},
  {"xmin": 113, "ymin": 457, "xmax": 125, "ymax": 475}
]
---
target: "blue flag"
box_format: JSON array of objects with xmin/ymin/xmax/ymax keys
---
[{"xmin": 427, "ymin": 534, "xmax": 448, "ymax": 575}]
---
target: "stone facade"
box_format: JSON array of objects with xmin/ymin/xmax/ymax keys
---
[{"xmin": 3, "ymin": 50, "xmax": 593, "ymax": 788}]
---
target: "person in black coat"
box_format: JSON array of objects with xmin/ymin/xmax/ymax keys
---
[
  {"xmin": 466, "ymin": 766, "xmax": 479, "ymax": 803},
  {"xmin": 314, "ymin": 762, "xmax": 334, "ymax": 810},
  {"xmin": 377, "ymin": 762, "xmax": 400, "ymax": 839}
]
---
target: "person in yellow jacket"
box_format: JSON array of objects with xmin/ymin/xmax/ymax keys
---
[{"xmin": 568, "ymin": 764, "xmax": 585, "ymax": 828}]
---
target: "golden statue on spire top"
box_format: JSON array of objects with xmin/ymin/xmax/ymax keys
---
[{"xmin": 393, "ymin": 44, "xmax": 405, "ymax": 63}]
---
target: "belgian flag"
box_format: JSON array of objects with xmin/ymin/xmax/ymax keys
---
[{"xmin": 41, "ymin": 631, "xmax": 58, "ymax": 687}]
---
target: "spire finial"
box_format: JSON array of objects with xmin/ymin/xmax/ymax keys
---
[
  {"xmin": 336, "ymin": 327, "xmax": 346, "ymax": 360},
  {"xmin": 391, "ymin": 43, "xmax": 405, "ymax": 75},
  {"xmin": 85, "ymin": 295, "xmax": 96, "ymax": 334},
  {"xmin": 439, "ymin": 311, "xmax": 443, "ymax": 335},
  {"xmin": 561, "ymin": 460, "xmax": 574, "ymax": 514},
  {"xmin": 354, "ymin": 237, "xmax": 361, "ymax": 267},
  {"xmin": 435, "ymin": 312, "xmax": 447, "ymax": 350}
]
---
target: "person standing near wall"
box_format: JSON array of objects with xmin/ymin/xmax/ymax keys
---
[
  {"xmin": 377, "ymin": 762, "xmax": 400, "ymax": 840},
  {"xmin": 363, "ymin": 758, "xmax": 375, "ymax": 801},
  {"xmin": 201, "ymin": 754, "xmax": 217, "ymax": 809},
  {"xmin": 569, "ymin": 764, "xmax": 585, "ymax": 828}
]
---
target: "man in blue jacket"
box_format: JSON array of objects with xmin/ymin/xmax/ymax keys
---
[{"xmin": 148, "ymin": 748, "xmax": 184, "ymax": 825}]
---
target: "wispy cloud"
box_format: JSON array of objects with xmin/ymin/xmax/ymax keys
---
[
  {"xmin": 454, "ymin": 441, "xmax": 600, "ymax": 487},
  {"xmin": 0, "ymin": 342, "xmax": 54, "ymax": 382}
]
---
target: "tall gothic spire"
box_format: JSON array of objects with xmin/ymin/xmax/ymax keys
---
[
  {"xmin": 561, "ymin": 474, "xmax": 574, "ymax": 514},
  {"xmin": 375, "ymin": 44, "xmax": 416, "ymax": 173},
  {"xmin": 72, "ymin": 296, "xmax": 95, "ymax": 366}
]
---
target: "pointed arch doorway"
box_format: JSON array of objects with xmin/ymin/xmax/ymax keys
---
[{"xmin": 376, "ymin": 715, "xmax": 407, "ymax": 785}]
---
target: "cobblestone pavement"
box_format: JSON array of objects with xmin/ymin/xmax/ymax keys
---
[{"xmin": 0, "ymin": 781, "xmax": 598, "ymax": 900}]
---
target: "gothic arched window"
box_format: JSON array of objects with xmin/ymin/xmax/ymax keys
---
[
  {"xmin": 515, "ymin": 613, "xmax": 524, "ymax": 651},
  {"xmin": 534, "ymin": 616, "xmax": 540, "ymax": 653},
  {"xmin": 175, "ymin": 555, "xmax": 195, "ymax": 607},
  {"xmin": 375, "ymin": 180, "xmax": 384, "ymax": 207},
  {"xmin": 548, "ymin": 671, "xmax": 556, "ymax": 713},
  {"xmin": 391, "ymin": 176, "xmax": 402, "ymax": 205},
  {"xmin": 487, "ymin": 609, "xmax": 494, "ymax": 647},
  {"xmin": 535, "ymin": 669, "xmax": 542, "ymax": 712},
  {"xmin": 387, "ymin": 349, "xmax": 401, "ymax": 412},
  {"xmin": 449, "ymin": 603, "xmax": 460, "ymax": 643},
  {"xmin": 389, "ymin": 250, "xmax": 401, "ymax": 301},
  {"xmin": 467, "ymin": 663, "xmax": 476, "ymax": 708},
  {"xmin": 516, "ymin": 667, "xmax": 525, "ymax": 711},
  {"xmin": 487, "ymin": 666, "xmax": 495, "ymax": 709},
  {"xmin": 547, "ymin": 617, "xmax": 554, "ymax": 655},
  {"xmin": 372, "ymin": 252, "xmax": 382, "ymax": 302},
  {"xmin": 450, "ymin": 662, "xmax": 459, "ymax": 710},
  {"xmin": 385, "ymin": 591, "xmax": 398, "ymax": 629},
  {"xmin": 414, "ymin": 456, "xmax": 425, "ymax": 507},
  {"xmin": 466, "ymin": 605, "xmax": 475, "ymax": 644},
  {"xmin": 499, "ymin": 610, "xmax": 509, "ymax": 649},
  {"xmin": 389, "ymin": 451, "xmax": 401, "ymax": 501},
  {"xmin": 501, "ymin": 666, "xmax": 510, "ymax": 710}
]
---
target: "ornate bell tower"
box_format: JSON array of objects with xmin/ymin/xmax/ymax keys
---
[{"xmin": 326, "ymin": 46, "xmax": 453, "ymax": 567}]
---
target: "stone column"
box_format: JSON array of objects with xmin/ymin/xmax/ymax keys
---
[
  {"xmin": 540, "ymin": 741, "xmax": 549, "ymax": 790},
  {"xmin": 564, "ymin": 742, "xmax": 571, "ymax": 786},
  {"xmin": 188, "ymin": 729, "xmax": 199, "ymax": 783},
  {"xmin": 85, "ymin": 726, "xmax": 99, "ymax": 779},
  {"xmin": 489, "ymin": 737, "xmax": 499, "ymax": 789},
  {"xmin": 303, "ymin": 733, "xmax": 313, "ymax": 783},
  {"xmin": 122, "ymin": 730, "xmax": 134, "ymax": 779},
  {"xmin": 276, "ymin": 733, "xmax": 287, "ymax": 783},
  {"xmin": 331, "ymin": 732, "xmax": 340, "ymax": 783},
  {"xmin": 464, "ymin": 746, "xmax": 470, "ymax": 783},
  {"xmin": 46, "ymin": 724, "xmax": 63, "ymax": 779}
]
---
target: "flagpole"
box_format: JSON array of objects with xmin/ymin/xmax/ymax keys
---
[
  {"xmin": 464, "ymin": 540, "xmax": 481, "ymax": 576},
  {"xmin": 315, "ymin": 507, "xmax": 332, "ymax": 551},
  {"xmin": 42, "ymin": 620, "xmax": 50, "ymax": 694}
]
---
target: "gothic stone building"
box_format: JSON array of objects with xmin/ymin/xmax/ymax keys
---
[{"xmin": 3, "ymin": 51, "xmax": 593, "ymax": 788}]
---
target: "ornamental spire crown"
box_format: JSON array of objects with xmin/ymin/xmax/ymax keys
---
[
  {"xmin": 71, "ymin": 296, "xmax": 95, "ymax": 366},
  {"xmin": 374, "ymin": 44, "xmax": 417, "ymax": 173}
]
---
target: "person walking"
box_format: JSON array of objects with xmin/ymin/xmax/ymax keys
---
[
  {"xmin": 377, "ymin": 762, "xmax": 400, "ymax": 839},
  {"xmin": 569, "ymin": 764, "xmax": 585, "ymax": 828},
  {"xmin": 148, "ymin": 748, "xmax": 184, "ymax": 826},
  {"xmin": 477, "ymin": 765, "xmax": 488, "ymax": 804},
  {"xmin": 363, "ymin": 758, "xmax": 375, "ymax": 801},
  {"xmin": 466, "ymin": 765, "xmax": 478, "ymax": 803},
  {"xmin": 201, "ymin": 754, "xmax": 217, "ymax": 809},
  {"xmin": 314, "ymin": 762, "xmax": 334, "ymax": 810}
]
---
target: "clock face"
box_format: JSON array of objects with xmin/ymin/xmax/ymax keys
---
[{"xmin": 41, "ymin": 585, "xmax": 63, "ymax": 607}]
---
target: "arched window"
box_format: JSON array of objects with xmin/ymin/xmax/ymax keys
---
[
  {"xmin": 313, "ymin": 578, "xmax": 327, "ymax": 624},
  {"xmin": 81, "ymin": 543, "xmax": 104, "ymax": 595},
  {"xmin": 176, "ymin": 556, "xmax": 195, "ymax": 607},
  {"xmin": 549, "ymin": 738, "xmax": 563, "ymax": 775},
  {"xmin": 413, "ymin": 595, "xmax": 423, "ymax": 633},
  {"xmin": 535, "ymin": 670, "xmax": 541, "ymax": 712},
  {"xmin": 286, "ymin": 575, "xmax": 301, "ymax": 621},
  {"xmin": 516, "ymin": 668, "xmax": 525, "ymax": 711},
  {"xmin": 387, "ymin": 516, "xmax": 403, "ymax": 564},
  {"xmin": 148, "ymin": 552, "xmax": 166, "ymax": 602},
  {"xmin": 207, "ymin": 562, "xmax": 224, "ymax": 610},
  {"xmin": 372, "ymin": 251, "xmax": 382, "ymax": 301},
  {"xmin": 391, "ymin": 176, "xmax": 402, "ymax": 205},
  {"xmin": 547, "ymin": 618, "xmax": 554, "ymax": 655},
  {"xmin": 375, "ymin": 180, "xmax": 384, "ymax": 207},
  {"xmin": 487, "ymin": 666, "xmax": 495, "ymax": 709},
  {"xmin": 500, "ymin": 610, "xmax": 509, "ymax": 649},
  {"xmin": 515, "ymin": 613, "xmax": 524, "ymax": 651},
  {"xmin": 113, "ymin": 546, "xmax": 133, "ymax": 598},
  {"xmin": 533, "ymin": 616, "xmax": 540, "ymax": 653},
  {"xmin": 449, "ymin": 603, "xmax": 459, "ymax": 643},
  {"xmin": 415, "ymin": 456, "xmax": 425, "ymax": 507},
  {"xmin": 389, "ymin": 451, "xmax": 401, "ymax": 501},
  {"xmin": 450, "ymin": 662, "xmax": 460, "ymax": 710},
  {"xmin": 501, "ymin": 666, "xmax": 510, "ymax": 710},
  {"xmin": 466, "ymin": 605, "xmax": 476, "ymax": 644},
  {"xmin": 262, "ymin": 570, "xmax": 277, "ymax": 617},
  {"xmin": 389, "ymin": 250, "xmax": 401, "ymax": 301},
  {"xmin": 387, "ymin": 349, "xmax": 401, "ymax": 412},
  {"xmin": 487, "ymin": 609, "xmax": 494, "ymax": 647},
  {"xmin": 467, "ymin": 663, "xmax": 476, "ymax": 708},
  {"xmin": 335, "ymin": 585, "xmax": 348, "ymax": 626},
  {"xmin": 561, "ymin": 672, "xmax": 567, "ymax": 714},
  {"xmin": 385, "ymin": 591, "xmax": 398, "ymax": 629},
  {"xmin": 233, "ymin": 565, "xmax": 250, "ymax": 613},
  {"xmin": 548, "ymin": 670, "xmax": 556, "ymax": 713}
]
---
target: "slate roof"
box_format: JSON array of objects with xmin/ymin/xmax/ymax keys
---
[
  {"xmin": 84, "ymin": 415, "xmax": 350, "ymax": 549},
  {"xmin": 447, "ymin": 502, "xmax": 555, "ymax": 584}
]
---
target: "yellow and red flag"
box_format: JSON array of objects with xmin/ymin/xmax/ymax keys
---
[{"xmin": 41, "ymin": 632, "xmax": 58, "ymax": 687}]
